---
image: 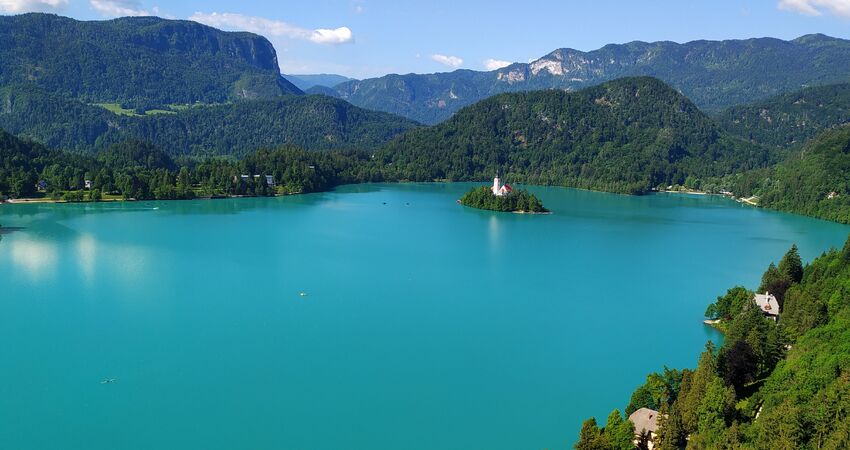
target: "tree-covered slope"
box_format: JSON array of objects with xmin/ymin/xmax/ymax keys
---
[
  {"xmin": 0, "ymin": 85, "xmax": 419, "ymax": 156},
  {"xmin": 738, "ymin": 125, "xmax": 850, "ymax": 224},
  {"xmin": 103, "ymin": 94, "xmax": 419, "ymax": 156},
  {"xmin": 0, "ymin": 128, "xmax": 95, "ymax": 198},
  {"xmin": 0, "ymin": 13, "xmax": 301, "ymax": 107},
  {"xmin": 575, "ymin": 239, "xmax": 850, "ymax": 449},
  {"xmin": 376, "ymin": 77, "xmax": 774, "ymax": 194},
  {"xmin": 718, "ymin": 83, "xmax": 850, "ymax": 148},
  {"xmin": 324, "ymin": 34, "xmax": 850, "ymax": 124}
]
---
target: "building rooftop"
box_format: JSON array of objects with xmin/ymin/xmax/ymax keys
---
[
  {"xmin": 628, "ymin": 407, "xmax": 660, "ymax": 434},
  {"xmin": 754, "ymin": 292, "xmax": 780, "ymax": 317}
]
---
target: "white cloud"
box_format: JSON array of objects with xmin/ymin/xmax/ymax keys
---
[
  {"xmin": 189, "ymin": 12, "xmax": 354, "ymax": 45},
  {"xmin": 310, "ymin": 27, "xmax": 353, "ymax": 44},
  {"xmin": 484, "ymin": 58, "xmax": 512, "ymax": 71},
  {"xmin": 90, "ymin": 0, "xmax": 150, "ymax": 16},
  {"xmin": 0, "ymin": 0, "xmax": 67, "ymax": 13},
  {"xmin": 431, "ymin": 54, "xmax": 463, "ymax": 68},
  {"xmin": 778, "ymin": 0, "xmax": 850, "ymax": 17}
]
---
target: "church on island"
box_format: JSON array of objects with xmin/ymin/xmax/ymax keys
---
[{"xmin": 491, "ymin": 177, "xmax": 513, "ymax": 196}]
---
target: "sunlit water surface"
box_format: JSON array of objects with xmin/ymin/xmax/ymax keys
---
[{"xmin": 2, "ymin": 183, "xmax": 848, "ymax": 449}]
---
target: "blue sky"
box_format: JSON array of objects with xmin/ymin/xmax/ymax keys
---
[{"xmin": 2, "ymin": 0, "xmax": 850, "ymax": 78}]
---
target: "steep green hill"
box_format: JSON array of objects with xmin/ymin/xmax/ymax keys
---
[
  {"xmin": 741, "ymin": 125, "xmax": 850, "ymax": 224},
  {"xmin": 0, "ymin": 85, "xmax": 419, "ymax": 156},
  {"xmin": 0, "ymin": 13, "xmax": 301, "ymax": 107},
  {"xmin": 323, "ymin": 34, "xmax": 850, "ymax": 124},
  {"xmin": 718, "ymin": 83, "xmax": 850, "ymax": 148},
  {"xmin": 376, "ymin": 77, "xmax": 774, "ymax": 194}
]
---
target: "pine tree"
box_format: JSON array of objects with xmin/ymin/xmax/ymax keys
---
[{"xmin": 778, "ymin": 245, "xmax": 804, "ymax": 284}]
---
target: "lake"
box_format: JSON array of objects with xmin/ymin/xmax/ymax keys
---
[{"xmin": 1, "ymin": 183, "xmax": 848, "ymax": 450}]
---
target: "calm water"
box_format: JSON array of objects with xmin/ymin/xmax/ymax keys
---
[{"xmin": 1, "ymin": 183, "xmax": 848, "ymax": 450}]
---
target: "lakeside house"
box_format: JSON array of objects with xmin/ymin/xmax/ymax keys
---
[
  {"xmin": 628, "ymin": 407, "xmax": 660, "ymax": 449},
  {"xmin": 233, "ymin": 175, "xmax": 275, "ymax": 186},
  {"xmin": 491, "ymin": 176, "xmax": 513, "ymax": 196},
  {"xmin": 754, "ymin": 292, "xmax": 780, "ymax": 321},
  {"xmin": 85, "ymin": 180, "xmax": 92, "ymax": 189}
]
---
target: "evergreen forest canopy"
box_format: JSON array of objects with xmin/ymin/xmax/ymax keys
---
[
  {"xmin": 717, "ymin": 82, "xmax": 850, "ymax": 148},
  {"xmin": 0, "ymin": 129, "xmax": 388, "ymax": 201}
]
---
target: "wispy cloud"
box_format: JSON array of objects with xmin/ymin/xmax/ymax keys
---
[
  {"xmin": 778, "ymin": 0, "xmax": 850, "ymax": 17},
  {"xmin": 431, "ymin": 54, "xmax": 463, "ymax": 69},
  {"xmin": 189, "ymin": 12, "xmax": 354, "ymax": 45},
  {"xmin": 483, "ymin": 58, "xmax": 512, "ymax": 71},
  {"xmin": 0, "ymin": 0, "xmax": 67, "ymax": 13},
  {"xmin": 90, "ymin": 0, "xmax": 150, "ymax": 16}
]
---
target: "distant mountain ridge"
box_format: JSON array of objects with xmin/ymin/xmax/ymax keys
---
[
  {"xmin": 321, "ymin": 34, "xmax": 850, "ymax": 124},
  {"xmin": 283, "ymin": 74, "xmax": 356, "ymax": 90},
  {"xmin": 0, "ymin": 13, "xmax": 302, "ymax": 108}
]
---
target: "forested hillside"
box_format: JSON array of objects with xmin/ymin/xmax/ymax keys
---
[
  {"xmin": 0, "ymin": 128, "xmax": 387, "ymax": 201},
  {"xmin": 575, "ymin": 241, "xmax": 850, "ymax": 449},
  {"xmin": 376, "ymin": 77, "xmax": 775, "ymax": 194},
  {"xmin": 0, "ymin": 85, "xmax": 419, "ymax": 155},
  {"xmin": 719, "ymin": 83, "xmax": 850, "ymax": 148},
  {"xmin": 0, "ymin": 13, "xmax": 301, "ymax": 108},
  {"xmin": 323, "ymin": 34, "xmax": 850, "ymax": 124},
  {"xmin": 721, "ymin": 125, "xmax": 850, "ymax": 224}
]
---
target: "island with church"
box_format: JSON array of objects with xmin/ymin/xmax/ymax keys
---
[{"xmin": 459, "ymin": 177, "xmax": 549, "ymax": 213}]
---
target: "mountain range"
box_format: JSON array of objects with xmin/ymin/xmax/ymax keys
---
[
  {"xmin": 283, "ymin": 74, "xmax": 356, "ymax": 91},
  {"xmin": 318, "ymin": 34, "xmax": 850, "ymax": 124},
  {"xmin": 3, "ymin": 13, "xmax": 850, "ymax": 224},
  {"xmin": 0, "ymin": 13, "xmax": 302, "ymax": 109}
]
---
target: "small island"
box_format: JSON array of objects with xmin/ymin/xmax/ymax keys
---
[{"xmin": 459, "ymin": 177, "xmax": 549, "ymax": 213}]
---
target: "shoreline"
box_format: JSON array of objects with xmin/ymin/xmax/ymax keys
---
[{"xmin": 1, "ymin": 191, "xmax": 305, "ymax": 206}]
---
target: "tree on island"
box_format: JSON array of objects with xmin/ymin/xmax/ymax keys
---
[{"xmin": 459, "ymin": 186, "xmax": 548, "ymax": 213}]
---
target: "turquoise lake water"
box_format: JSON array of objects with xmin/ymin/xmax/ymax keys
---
[{"xmin": 2, "ymin": 183, "xmax": 849, "ymax": 450}]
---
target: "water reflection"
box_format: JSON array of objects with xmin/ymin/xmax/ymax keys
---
[
  {"xmin": 76, "ymin": 234, "xmax": 97, "ymax": 283},
  {"xmin": 9, "ymin": 238, "xmax": 57, "ymax": 278}
]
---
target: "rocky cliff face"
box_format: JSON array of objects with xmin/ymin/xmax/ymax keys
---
[{"xmin": 0, "ymin": 13, "xmax": 301, "ymax": 106}]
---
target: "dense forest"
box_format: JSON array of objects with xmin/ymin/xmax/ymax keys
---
[
  {"xmin": 376, "ymin": 77, "xmax": 775, "ymax": 195},
  {"xmin": 0, "ymin": 85, "xmax": 419, "ymax": 155},
  {"xmin": 0, "ymin": 13, "xmax": 300, "ymax": 107},
  {"xmin": 718, "ymin": 83, "xmax": 850, "ymax": 148},
  {"xmin": 702, "ymin": 125, "xmax": 850, "ymax": 225},
  {"xmin": 575, "ymin": 242, "xmax": 850, "ymax": 449},
  {"xmin": 0, "ymin": 128, "xmax": 388, "ymax": 201},
  {"xmin": 459, "ymin": 186, "xmax": 547, "ymax": 213}
]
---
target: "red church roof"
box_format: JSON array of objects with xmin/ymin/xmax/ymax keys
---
[{"xmin": 504, "ymin": 184, "xmax": 513, "ymax": 192}]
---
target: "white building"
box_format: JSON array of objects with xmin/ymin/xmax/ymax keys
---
[
  {"xmin": 491, "ymin": 177, "xmax": 513, "ymax": 196},
  {"xmin": 628, "ymin": 408, "xmax": 660, "ymax": 450},
  {"xmin": 754, "ymin": 292, "xmax": 780, "ymax": 320}
]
